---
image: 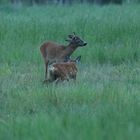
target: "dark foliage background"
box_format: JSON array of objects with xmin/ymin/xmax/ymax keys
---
[{"xmin": 0, "ymin": 0, "xmax": 140, "ymax": 5}]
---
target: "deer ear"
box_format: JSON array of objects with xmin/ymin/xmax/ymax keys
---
[
  {"xmin": 73, "ymin": 32, "xmax": 76, "ymax": 36},
  {"xmin": 68, "ymin": 35, "xmax": 73, "ymax": 38},
  {"xmin": 75, "ymin": 56, "xmax": 81, "ymax": 63}
]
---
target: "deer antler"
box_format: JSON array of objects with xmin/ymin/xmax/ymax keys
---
[{"xmin": 68, "ymin": 32, "xmax": 76, "ymax": 38}]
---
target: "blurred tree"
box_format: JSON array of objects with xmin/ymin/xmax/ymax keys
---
[
  {"xmin": 87, "ymin": 0, "xmax": 94, "ymax": 3},
  {"xmin": 21, "ymin": 0, "xmax": 47, "ymax": 5},
  {"xmin": 11, "ymin": 0, "xmax": 21, "ymax": 4},
  {"xmin": 62, "ymin": 0, "xmax": 66, "ymax": 4},
  {"xmin": 90, "ymin": 0, "xmax": 122, "ymax": 4},
  {"xmin": 0, "ymin": 0, "xmax": 139, "ymax": 5},
  {"xmin": 111, "ymin": 0, "xmax": 122, "ymax": 4}
]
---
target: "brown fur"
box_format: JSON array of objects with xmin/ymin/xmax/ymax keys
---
[
  {"xmin": 47, "ymin": 62, "xmax": 78, "ymax": 83},
  {"xmin": 40, "ymin": 34, "xmax": 87, "ymax": 80}
]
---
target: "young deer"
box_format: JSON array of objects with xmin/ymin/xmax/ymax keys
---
[
  {"xmin": 40, "ymin": 32, "xmax": 87, "ymax": 80},
  {"xmin": 45, "ymin": 56, "xmax": 81, "ymax": 83}
]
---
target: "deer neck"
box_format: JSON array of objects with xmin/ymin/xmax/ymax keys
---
[{"xmin": 63, "ymin": 43, "xmax": 77, "ymax": 57}]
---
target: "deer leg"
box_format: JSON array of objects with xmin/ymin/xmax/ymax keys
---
[
  {"xmin": 73, "ymin": 75, "xmax": 76, "ymax": 80},
  {"xmin": 45, "ymin": 61, "xmax": 49, "ymax": 80},
  {"xmin": 42, "ymin": 61, "xmax": 49, "ymax": 83},
  {"xmin": 54, "ymin": 78, "xmax": 61, "ymax": 84},
  {"xmin": 42, "ymin": 79, "xmax": 50, "ymax": 84}
]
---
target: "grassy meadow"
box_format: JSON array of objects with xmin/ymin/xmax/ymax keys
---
[{"xmin": 0, "ymin": 4, "xmax": 140, "ymax": 140}]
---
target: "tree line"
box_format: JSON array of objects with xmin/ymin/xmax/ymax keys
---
[{"xmin": 0, "ymin": 0, "xmax": 140, "ymax": 5}]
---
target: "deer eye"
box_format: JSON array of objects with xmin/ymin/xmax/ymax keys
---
[{"xmin": 73, "ymin": 37, "xmax": 77, "ymax": 40}]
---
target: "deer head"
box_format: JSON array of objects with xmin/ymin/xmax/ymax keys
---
[{"xmin": 66, "ymin": 32, "xmax": 87, "ymax": 47}]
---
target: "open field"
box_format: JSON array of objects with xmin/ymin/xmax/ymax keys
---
[{"xmin": 0, "ymin": 4, "xmax": 140, "ymax": 140}]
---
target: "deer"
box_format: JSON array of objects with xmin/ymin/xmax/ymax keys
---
[
  {"xmin": 45, "ymin": 56, "xmax": 81, "ymax": 83},
  {"xmin": 40, "ymin": 32, "xmax": 87, "ymax": 81}
]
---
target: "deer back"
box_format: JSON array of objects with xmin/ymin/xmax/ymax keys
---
[
  {"xmin": 40, "ymin": 33, "xmax": 87, "ymax": 64},
  {"xmin": 48, "ymin": 62, "xmax": 77, "ymax": 82}
]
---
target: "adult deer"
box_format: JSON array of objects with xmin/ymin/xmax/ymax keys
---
[
  {"xmin": 40, "ymin": 32, "xmax": 87, "ymax": 80},
  {"xmin": 46, "ymin": 56, "xmax": 81, "ymax": 83}
]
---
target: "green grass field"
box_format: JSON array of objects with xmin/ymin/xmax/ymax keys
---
[{"xmin": 0, "ymin": 4, "xmax": 140, "ymax": 140}]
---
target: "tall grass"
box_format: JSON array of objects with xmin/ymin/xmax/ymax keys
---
[
  {"xmin": 0, "ymin": 4, "xmax": 140, "ymax": 140},
  {"xmin": 0, "ymin": 4, "xmax": 140, "ymax": 64}
]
